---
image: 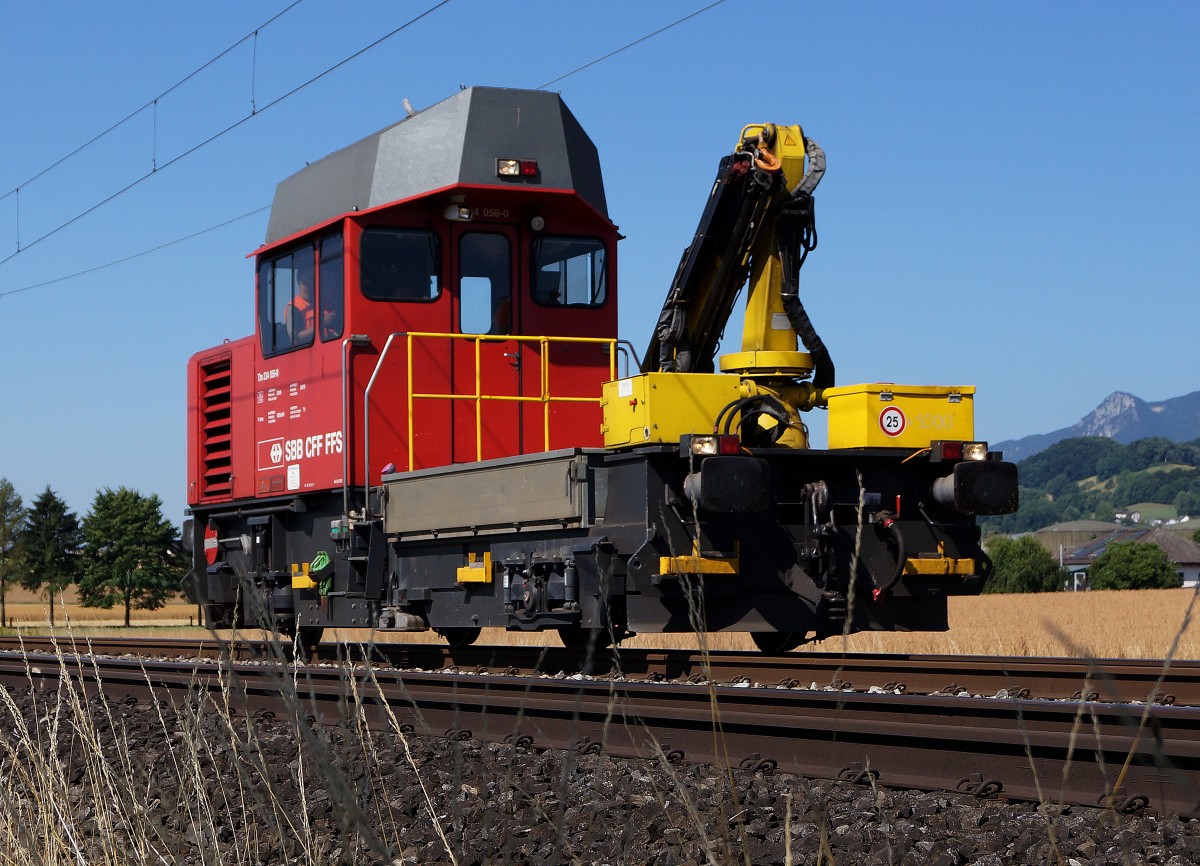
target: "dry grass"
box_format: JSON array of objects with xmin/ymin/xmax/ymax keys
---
[
  {"xmin": 334, "ymin": 587, "xmax": 1200, "ymax": 660},
  {"xmin": 0, "ymin": 592, "xmax": 1192, "ymax": 864},
  {"xmin": 826, "ymin": 587, "xmax": 1200, "ymax": 659},
  {"xmin": 1, "ymin": 585, "xmax": 200, "ymax": 628},
  {"xmin": 8, "ymin": 585, "xmax": 1198, "ymax": 660}
]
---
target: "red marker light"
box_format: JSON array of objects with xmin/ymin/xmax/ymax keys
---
[
  {"xmin": 717, "ymin": 434, "xmax": 741, "ymax": 455},
  {"xmin": 937, "ymin": 441, "xmax": 963, "ymax": 461},
  {"xmin": 520, "ymin": 160, "xmax": 538, "ymax": 176}
]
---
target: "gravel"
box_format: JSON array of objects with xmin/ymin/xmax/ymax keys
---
[{"xmin": 1, "ymin": 685, "xmax": 1198, "ymax": 865}]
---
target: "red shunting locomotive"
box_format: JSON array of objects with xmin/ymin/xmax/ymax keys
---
[{"xmin": 185, "ymin": 86, "xmax": 1017, "ymax": 654}]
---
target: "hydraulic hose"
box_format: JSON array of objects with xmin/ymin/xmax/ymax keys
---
[
  {"xmin": 873, "ymin": 515, "xmax": 907, "ymax": 595},
  {"xmin": 776, "ymin": 140, "xmax": 834, "ymax": 390}
]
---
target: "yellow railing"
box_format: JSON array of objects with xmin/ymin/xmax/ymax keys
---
[{"xmin": 403, "ymin": 332, "xmax": 620, "ymax": 470}]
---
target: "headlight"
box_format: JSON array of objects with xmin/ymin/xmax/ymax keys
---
[
  {"xmin": 962, "ymin": 441, "xmax": 988, "ymax": 461},
  {"xmin": 930, "ymin": 440, "xmax": 989, "ymax": 461},
  {"xmin": 681, "ymin": 434, "xmax": 741, "ymax": 456},
  {"xmin": 497, "ymin": 158, "xmax": 538, "ymax": 177}
]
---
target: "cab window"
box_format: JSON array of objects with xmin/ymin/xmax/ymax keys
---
[
  {"xmin": 532, "ymin": 236, "xmax": 606, "ymax": 307},
  {"xmin": 258, "ymin": 244, "xmax": 316, "ymax": 356},
  {"xmin": 318, "ymin": 234, "xmax": 344, "ymax": 342},
  {"xmin": 459, "ymin": 232, "xmax": 511, "ymax": 335},
  {"xmin": 360, "ymin": 228, "xmax": 440, "ymax": 301}
]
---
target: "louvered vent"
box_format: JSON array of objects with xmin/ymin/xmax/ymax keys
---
[{"xmin": 199, "ymin": 357, "xmax": 233, "ymax": 499}]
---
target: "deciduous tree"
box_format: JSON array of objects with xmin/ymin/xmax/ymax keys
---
[
  {"xmin": 80, "ymin": 488, "xmax": 182, "ymax": 626},
  {"xmin": 984, "ymin": 535, "xmax": 1065, "ymax": 594},
  {"xmin": 18, "ymin": 487, "xmax": 82, "ymax": 625},
  {"xmin": 1090, "ymin": 541, "xmax": 1180, "ymax": 590}
]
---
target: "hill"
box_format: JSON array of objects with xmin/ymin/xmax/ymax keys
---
[
  {"xmin": 981, "ymin": 435, "xmax": 1200, "ymax": 535},
  {"xmin": 994, "ymin": 390, "xmax": 1200, "ymax": 462}
]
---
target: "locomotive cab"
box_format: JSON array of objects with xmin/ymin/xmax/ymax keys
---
[{"xmin": 247, "ymin": 184, "xmax": 619, "ymax": 493}]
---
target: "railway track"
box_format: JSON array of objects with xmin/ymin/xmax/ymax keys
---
[
  {"xmin": 2, "ymin": 634, "xmax": 1197, "ymax": 705},
  {"xmin": 1, "ymin": 638, "xmax": 1198, "ymax": 818}
]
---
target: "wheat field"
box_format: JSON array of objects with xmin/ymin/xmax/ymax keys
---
[{"xmin": 6, "ymin": 586, "xmax": 1198, "ymax": 660}]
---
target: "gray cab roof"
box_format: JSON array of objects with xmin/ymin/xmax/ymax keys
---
[{"xmin": 265, "ymin": 86, "xmax": 607, "ymax": 246}]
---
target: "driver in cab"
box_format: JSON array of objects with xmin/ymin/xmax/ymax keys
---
[{"xmin": 286, "ymin": 269, "xmax": 315, "ymax": 346}]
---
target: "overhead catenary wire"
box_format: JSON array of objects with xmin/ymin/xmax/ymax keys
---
[
  {"xmin": 0, "ymin": 206, "xmax": 269, "ymax": 300},
  {"xmin": 0, "ymin": 0, "xmax": 453, "ymax": 268},
  {"xmin": 2, "ymin": 0, "xmax": 724, "ymax": 295},
  {"xmin": 537, "ymin": 0, "xmax": 729, "ymax": 89},
  {"xmin": 0, "ymin": 0, "xmax": 303, "ymax": 206}
]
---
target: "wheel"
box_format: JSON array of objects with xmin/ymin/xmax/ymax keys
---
[
  {"xmin": 557, "ymin": 625, "xmax": 612, "ymax": 656},
  {"xmin": 750, "ymin": 631, "xmax": 807, "ymax": 654},
  {"xmin": 439, "ymin": 627, "xmax": 482, "ymax": 648},
  {"xmin": 291, "ymin": 626, "xmax": 325, "ymax": 662}
]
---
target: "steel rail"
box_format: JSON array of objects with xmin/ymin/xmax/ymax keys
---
[
  {"xmin": 3, "ymin": 635, "xmax": 1198, "ymax": 705},
  {"xmin": 0, "ymin": 650, "xmax": 1197, "ymax": 818}
]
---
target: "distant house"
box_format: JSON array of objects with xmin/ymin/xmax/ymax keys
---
[
  {"xmin": 1035, "ymin": 520, "xmax": 1122, "ymax": 562},
  {"xmin": 1063, "ymin": 527, "xmax": 1200, "ymax": 589}
]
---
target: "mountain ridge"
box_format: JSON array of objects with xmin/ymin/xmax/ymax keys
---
[{"xmin": 994, "ymin": 390, "xmax": 1200, "ymax": 462}]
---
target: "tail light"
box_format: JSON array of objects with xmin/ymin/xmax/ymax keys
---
[
  {"xmin": 497, "ymin": 158, "xmax": 538, "ymax": 177},
  {"xmin": 682, "ymin": 434, "xmax": 741, "ymax": 456},
  {"xmin": 931, "ymin": 440, "xmax": 988, "ymax": 462}
]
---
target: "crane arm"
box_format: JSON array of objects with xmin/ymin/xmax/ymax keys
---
[{"xmin": 641, "ymin": 124, "xmax": 832, "ymax": 388}]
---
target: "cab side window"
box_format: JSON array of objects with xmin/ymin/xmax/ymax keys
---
[
  {"xmin": 318, "ymin": 234, "xmax": 344, "ymax": 342},
  {"xmin": 258, "ymin": 244, "xmax": 316, "ymax": 356},
  {"xmin": 460, "ymin": 232, "xmax": 511, "ymax": 335},
  {"xmin": 532, "ymin": 236, "xmax": 606, "ymax": 307},
  {"xmin": 360, "ymin": 228, "xmax": 440, "ymax": 302}
]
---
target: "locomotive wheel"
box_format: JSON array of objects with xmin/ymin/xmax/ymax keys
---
[
  {"xmin": 291, "ymin": 626, "xmax": 325, "ymax": 662},
  {"xmin": 557, "ymin": 625, "xmax": 612, "ymax": 656},
  {"xmin": 750, "ymin": 631, "xmax": 807, "ymax": 654},
  {"xmin": 440, "ymin": 627, "xmax": 482, "ymax": 648}
]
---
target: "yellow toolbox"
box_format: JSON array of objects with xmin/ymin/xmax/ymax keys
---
[
  {"xmin": 825, "ymin": 383, "xmax": 975, "ymax": 449},
  {"xmin": 601, "ymin": 373, "xmax": 745, "ymax": 448}
]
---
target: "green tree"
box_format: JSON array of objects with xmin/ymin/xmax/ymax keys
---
[
  {"xmin": 18, "ymin": 487, "xmax": 82, "ymax": 625},
  {"xmin": 80, "ymin": 488, "xmax": 183, "ymax": 627},
  {"xmin": 0, "ymin": 479, "xmax": 25, "ymax": 627},
  {"xmin": 1175, "ymin": 488, "xmax": 1200, "ymax": 520},
  {"xmin": 1192, "ymin": 527, "xmax": 1200, "ymax": 546},
  {"xmin": 1021, "ymin": 437, "xmax": 1119, "ymax": 487},
  {"xmin": 984, "ymin": 535, "xmax": 1066, "ymax": 594},
  {"xmin": 1090, "ymin": 541, "xmax": 1180, "ymax": 590}
]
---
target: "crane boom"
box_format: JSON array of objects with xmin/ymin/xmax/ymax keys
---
[{"xmin": 641, "ymin": 123, "xmax": 831, "ymax": 389}]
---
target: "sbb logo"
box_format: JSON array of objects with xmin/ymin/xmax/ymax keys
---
[
  {"xmin": 258, "ymin": 433, "xmax": 343, "ymax": 470},
  {"xmin": 285, "ymin": 439, "xmax": 305, "ymax": 462},
  {"xmin": 284, "ymin": 432, "xmax": 343, "ymax": 462}
]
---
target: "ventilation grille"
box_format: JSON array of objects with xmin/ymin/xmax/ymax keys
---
[{"xmin": 199, "ymin": 357, "xmax": 233, "ymax": 499}]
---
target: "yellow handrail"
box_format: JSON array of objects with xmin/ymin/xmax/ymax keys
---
[{"xmin": 401, "ymin": 331, "xmax": 619, "ymax": 470}]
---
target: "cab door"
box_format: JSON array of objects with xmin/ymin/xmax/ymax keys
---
[
  {"xmin": 356, "ymin": 224, "xmax": 452, "ymax": 474},
  {"xmin": 518, "ymin": 234, "xmax": 616, "ymax": 450},
  {"xmin": 451, "ymin": 226, "xmax": 523, "ymax": 462}
]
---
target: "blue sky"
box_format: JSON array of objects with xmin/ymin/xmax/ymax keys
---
[{"xmin": 1, "ymin": 1, "xmax": 1197, "ymax": 526}]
